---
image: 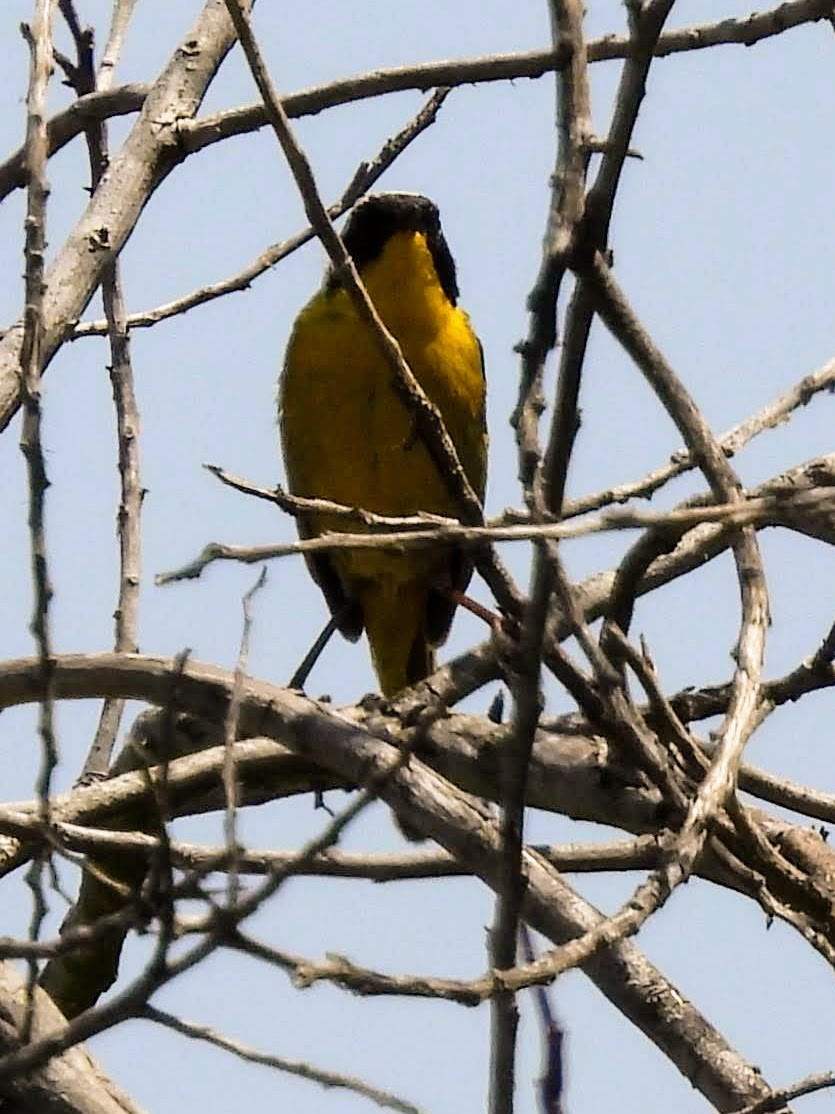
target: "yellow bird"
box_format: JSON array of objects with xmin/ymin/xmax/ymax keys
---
[{"xmin": 279, "ymin": 193, "xmax": 487, "ymax": 696}]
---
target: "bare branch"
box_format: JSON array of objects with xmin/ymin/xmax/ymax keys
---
[
  {"xmin": 0, "ymin": 827, "xmax": 664, "ymax": 882},
  {"xmin": 0, "ymin": 962, "xmax": 148, "ymax": 1114},
  {"xmin": 0, "ymin": 0, "xmax": 252, "ymax": 433},
  {"xmin": 566, "ymin": 353, "xmax": 835, "ymax": 518},
  {"xmin": 184, "ymin": 0, "xmax": 835, "ymax": 158},
  {"xmin": 154, "ymin": 476, "xmax": 835, "ymax": 585},
  {"xmin": 0, "ymin": 3, "xmax": 831, "ymax": 1105},
  {"xmin": 97, "ymin": 2, "xmax": 137, "ymax": 90},
  {"xmin": 0, "ymin": 84, "xmax": 147, "ymax": 201},
  {"xmin": 141, "ymin": 1005, "xmax": 422, "ymax": 1114},
  {"xmin": 222, "ymin": 569, "xmax": 267, "ymax": 904},
  {"xmin": 224, "ymin": 0, "xmax": 484, "ymax": 533},
  {"xmin": 61, "ymin": 0, "xmax": 143, "ymax": 783},
  {"xmin": 734, "ymin": 1070, "xmax": 835, "ymax": 1114},
  {"xmin": 71, "ymin": 89, "xmax": 452, "ymax": 339},
  {"xmin": 583, "ymin": 251, "xmax": 769, "ymax": 910},
  {"xmin": 492, "ymin": 2, "xmax": 594, "ymax": 1106},
  {"xmin": 0, "ymin": 1, "xmax": 827, "ymax": 201},
  {"xmin": 19, "ymin": 0, "xmax": 59, "ymax": 1046},
  {"xmin": 0, "ymin": 652, "xmax": 792, "ymax": 1108}
]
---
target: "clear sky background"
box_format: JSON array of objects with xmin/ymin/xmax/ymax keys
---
[{"xmin": 1, "ymin": 1, "xmax": 834, "ymax": 1111}]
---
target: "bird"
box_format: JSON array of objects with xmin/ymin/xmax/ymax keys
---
[{"xmin": 279, "ymin": 192, "xmax": 487, "ymax": 696}]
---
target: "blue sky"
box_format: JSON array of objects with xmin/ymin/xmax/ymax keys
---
[{"xmin": 1, "ymin": 2, "xmax": 834, "ymax": 1111}]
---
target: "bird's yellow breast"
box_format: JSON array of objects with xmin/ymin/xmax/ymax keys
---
[{"xmin": 280, "ymin": 230, "xmax": 486, "ymax": 587}]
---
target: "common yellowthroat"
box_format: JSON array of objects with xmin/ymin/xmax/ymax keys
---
[{"xmin": 279, "ymin": 192, "xmax": 487, "ymax": 695}]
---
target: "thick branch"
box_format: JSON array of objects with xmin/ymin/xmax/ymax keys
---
[
  {"xmin": 0, "ymin": 962, "xmax": 147, "ymax": 1114},
  {"xmin": 0, "ymin": 0, "xmax": 251, "ymax": 432}
]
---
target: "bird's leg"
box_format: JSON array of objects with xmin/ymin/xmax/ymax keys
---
[
  {"xmin": 444, "ymin": 587, "xmax": 511, "ymax": 636},
  {"xmin": 288, "ymin": 612, "xmax": 348, "ymax": 816},
  {"xmin": 288, "ymin": 614, "xmax": 340, "ymax": 690}
]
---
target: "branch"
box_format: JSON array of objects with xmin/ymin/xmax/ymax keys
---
[
  {"xmin": 180, "ymin": 0, "xmax": 835, "ymax": 157},
  {"xmin": 0, "ymin": 829, "xmax": 664, "ymax": 883},
  {"xmin": 1, "ymin": 653, "xmax": 834, "ymax": 976},
  {"xmin": 492, "ymin": 3, "xmax": 593, "ymax": 1108},
  {"xmin": 154, "ymin": 483, "xmax": 835, "ymax": 584},
  {"xmin": 71, "ymin": 88, "xmax": 452, "ymax": 339},
  {"xmin": 1, "ymin": 1, "xmax": 828, "ymax": 201},
  {"xmin": 581, "ymin": 251, "xmax": 769, "ymax": 903},
  {"xmin": 63, "ymin": 0, "xmax": 142, "ymax": 782},
  {"xmin": 0, "ymin": 632, "xmax": 829, "ymax": 842},
  {"xmin": 141, "ymin": 1005, "xmax": 422, "ymax": 1114},
  {"xmin": 565, "ymin": 456, "xmax": 835, "ymax": 645},
  {"xmin": 19, "ymin": 0, "xmax": 59, "ymax": 1046},
  {"xmin": 564, "ymin": 353, "xmax": 835, "ymax": 518},
  {"xmin": 97, "ymin": 3, "xmax": 137, "ymax": 91},
  {"xmin": 0, "ymin": 653, "xmax": 801, "ymax": 1108},
  {"xmin": 223, "ymin": 0, "xmax": 483, "ymax": 530},
  {"xmin": 0, "ymin": 962, "xmax": 147, "ymax": 1114},
  {"xmin": 734, "ymin": 1070, "xmax": 835, "ymax": 1114},
  {"xmin": 0, "ymin": 84, "xmax": 147, "ymax": 203},
  {"xmin": 0, "ymin": 0, "xmax": 250, "ymax": 433}
]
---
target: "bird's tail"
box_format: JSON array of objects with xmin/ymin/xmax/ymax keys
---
[{"xmin": 361, "ymin": 579, "xmax": 435, "ymax": 696}]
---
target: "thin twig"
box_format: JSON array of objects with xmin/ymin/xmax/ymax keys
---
[
  {"xmin": 492, "ymin": 8, "xmax": 594, "ymax": 1104},
  {"xmin": 64, "ymin": 0, "xmax": 143, "ymax": 784},
  {"xmin": 584, "ymin": 0, "xmax": 677, "ymax": 246},
  {"xmin": 0, "ymin": 826, "xmax": 664, "ymax": 883},
  {"xmin": 223, "ymin": 568, "xmax": 267, "ymax": 904},
  {"xmin": 733, "ymin": 1070, "xmax": 835, "ymax": 1114},
  {"xmin": 154, "ymin": 485, "xmax": 835, "ymax": 584},
  {"xmin": 97, "ymin": 0, "xmax": 137, "ymax": 89},
  {"xmin": 0, "ymin": 0, "xmax": 827, "ymax": 202},
  {"xmin": 231, "ymin": 929, "xmax": 484, "ymax": 1005},
  {"xmin": 206, "ymin": 462, "xmax": 457, "ymax": 525},
  {"xmin": 71, "ymin": 88, "xmax": 453, "ymax": 340},
  {"xmin": 510, "ymin": 0, "xmax": 592, "ymax": 497},
  {"xmin": 564, "ymin": 354, "xmax": 835, "ymax": 518},
  {"xmin": 223, "ymin": 0, "xmax": 482, "ymax": 527},
  {"xmin": 142, "ymin": 1005, "xmax": 422, "ymax": 1114},
  {"xmin": 18, "ymin": 0, "xmax": 58, "ymax": 1045},
  {"xmin": 520, "ymin": 926, "xmax": 565, "ymax": 1114},
  {"xmin": 535, "ymin": 0, "xmax": 594, "ymax": 513},
  {"xmin": 585, "ymin": 249, "xmax": 769, "ymax": 899},
  {"xmin": 0, "ymin": 2, "xmax": 255, "ymax": 435}
]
